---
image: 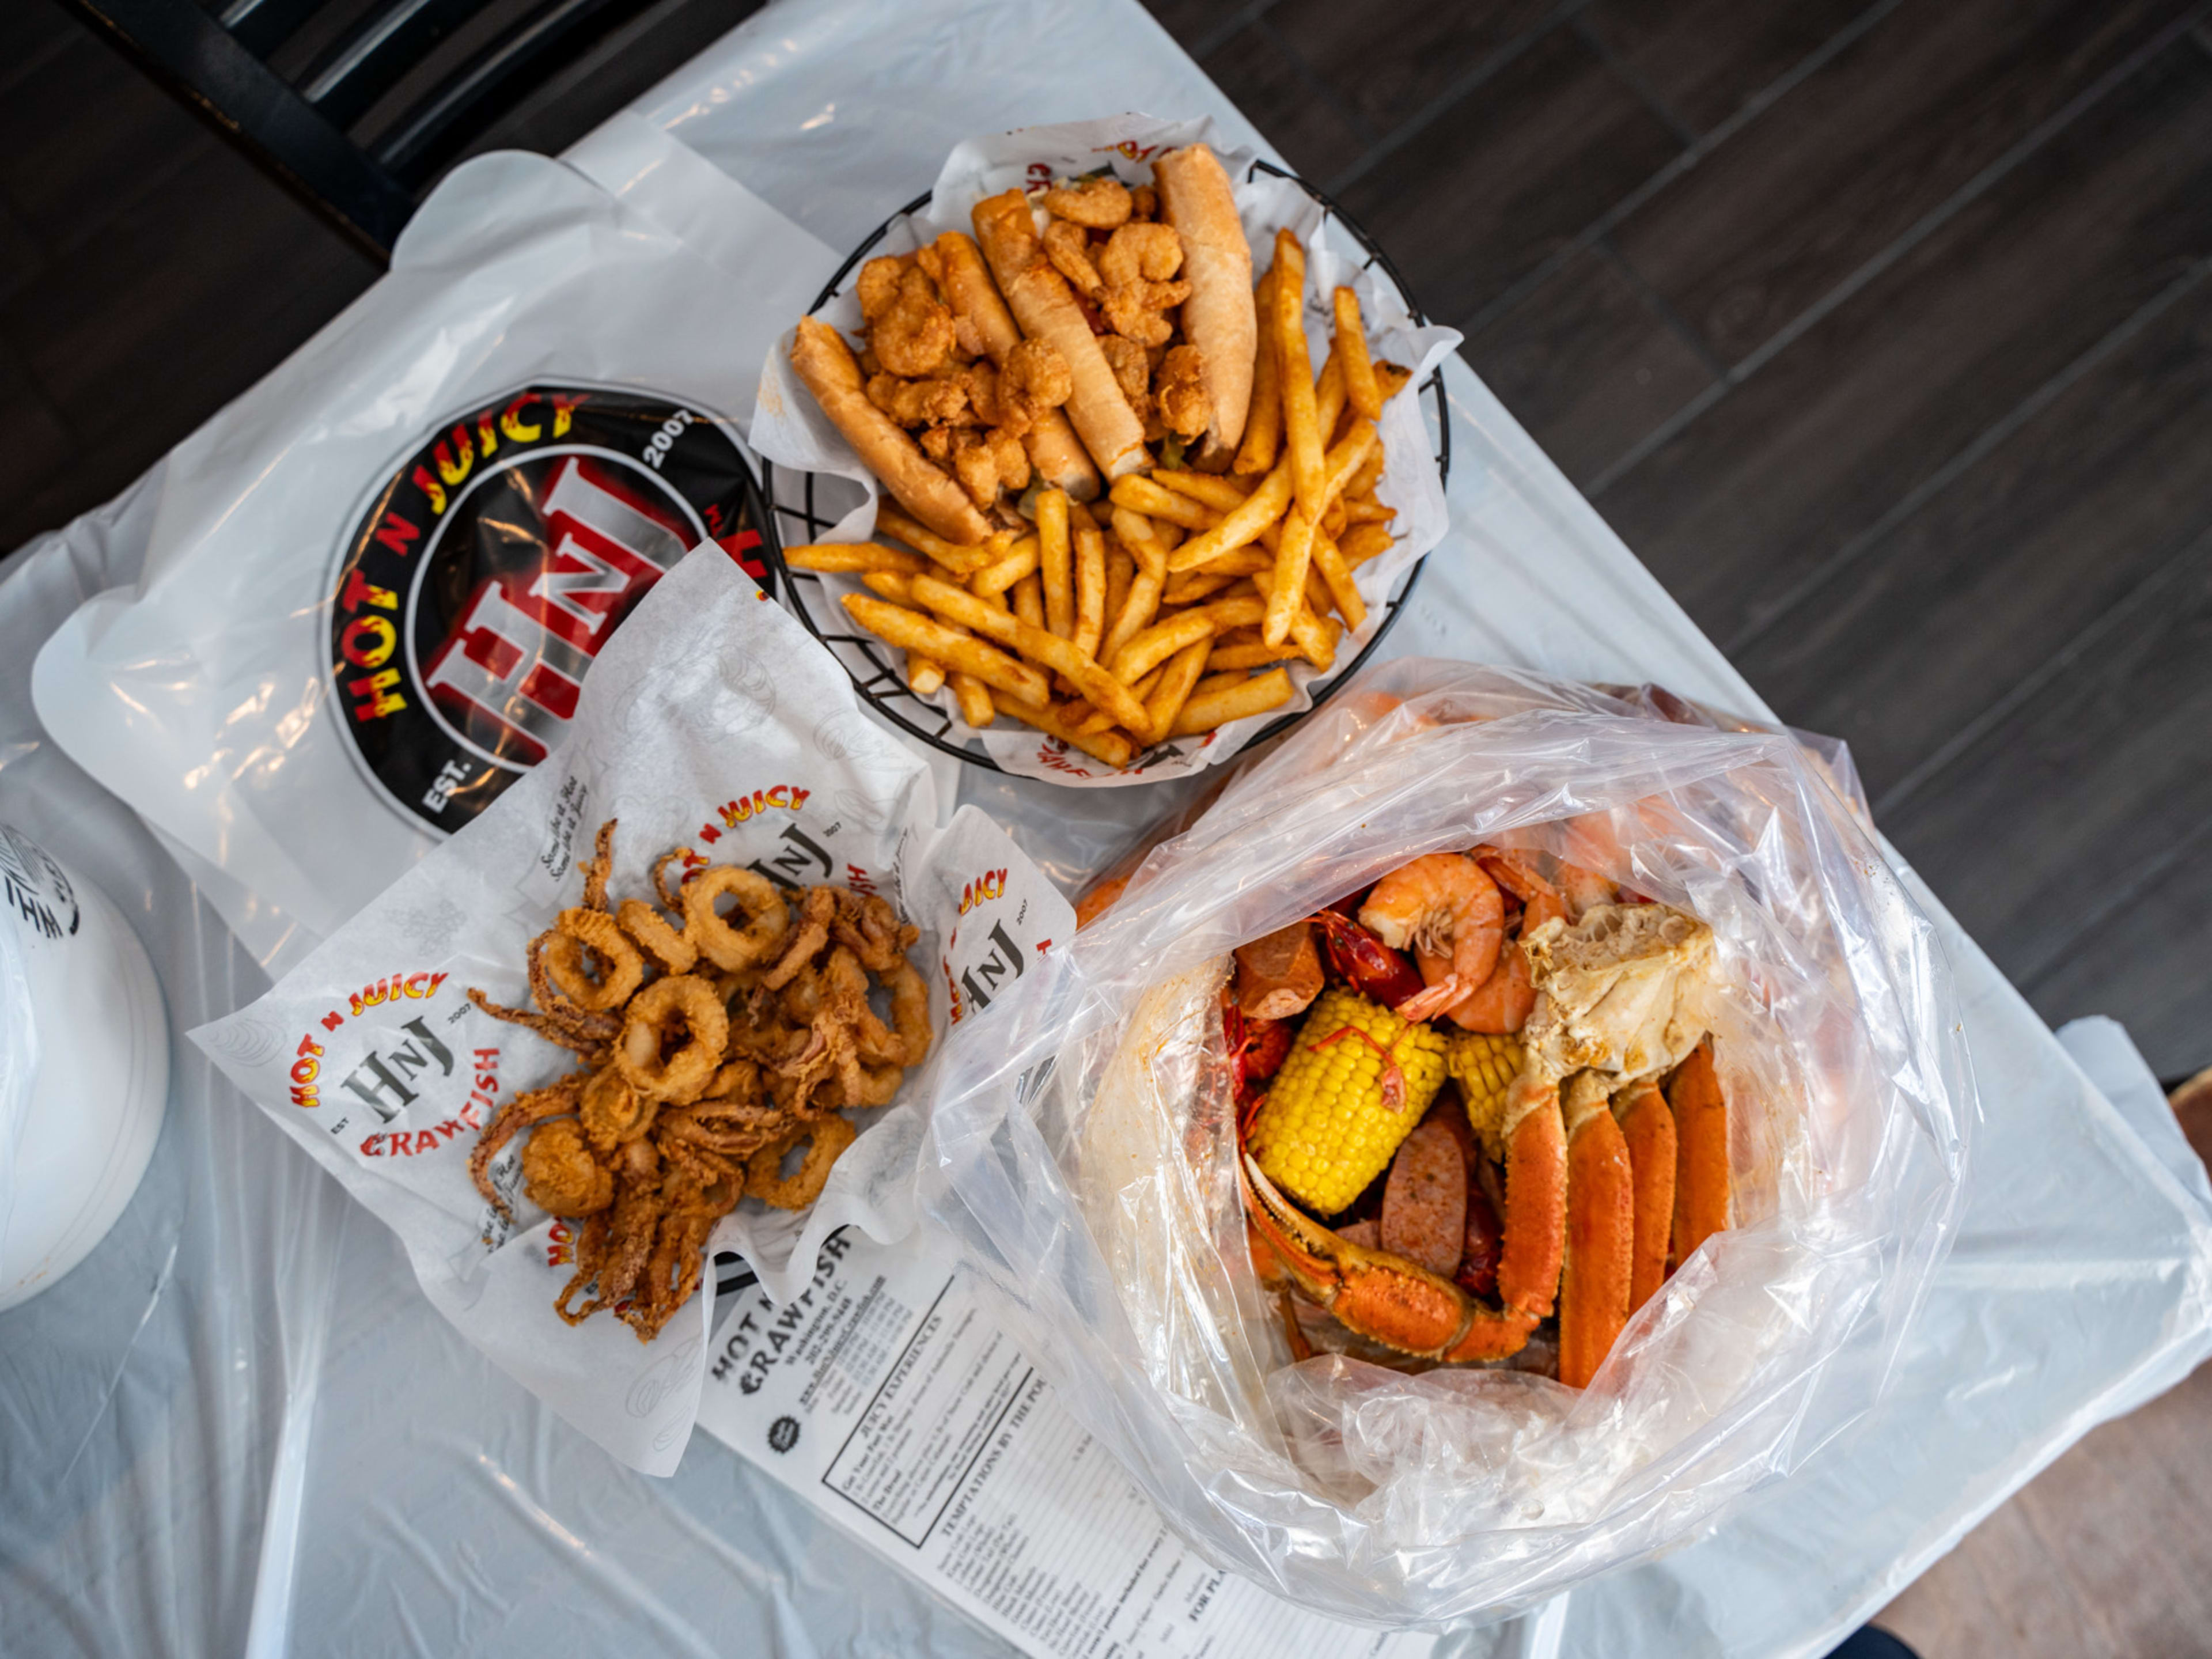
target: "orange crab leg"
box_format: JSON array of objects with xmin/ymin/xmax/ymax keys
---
[
  {"xmin": 1558, "ymin": 1083, "xmax": 1633, "ymax": 1389},
  {"xmin": 1668, "ymin": 1040, "xmax": 1730, "ymax": 1263},
  {"xmin": 1616, "ymin": 1081, "xmax": 1677, "ymax": 1315},
  {"xmin": 1495, "ymin": 1078, "xmax": 1567, "ymax": 1324}
]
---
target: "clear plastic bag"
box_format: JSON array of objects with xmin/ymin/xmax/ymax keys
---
[{"xmin": 919, "ymin": 659, "xmax": 1975, "ymax": 1626}]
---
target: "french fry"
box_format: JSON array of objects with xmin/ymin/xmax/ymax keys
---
[
  {"xmin": 1315, "ymin": 350, "xmax": 1347, "ymax": 445},
  {"xmin": 907, "ymin": 574, "xmax": 1151, "ymax": 731},
  {"xmin": 1011, "ymin": 570, "xmax": 1046, "ymax": 629},
  {"xmin": 1191, "ymin": 668, "xmax": 1251, "ymax": 700},
  {"xmin": 1287, "ymin": 606, "xmax": 1339, "ymax": 671},
  {"xmin": 1074, "ymin": 525, "xmax": 1107, "ymax": 656},
  {"xmin": 1310, "ymin": 525, "xmax": 1367, "ymax": 631},
  {"xmin": 1067, "ymin": 498, "xmax": 1100, "ymax": 533},
  {"xmin": 1077, "ymin": 664, "xmax": 1163, "ymax": 734},
  {"xmin": 1334, "ymin": 286, "xmax": 1381, "ymax": 422},
  {"xmin": 1104, "ymin": 542, "xmax": 1136, "ymax": 631},
  {"xmin": 1152, "ymin": 470, "xmax": 1253, "ymax": 512},
  {"xmin": 1196, "ymin": 594, "xmax": 1268, "ymax": 634},
  {"xmin": 1304, "ymin": 561, "xmax": 1335, "ymax": 622},
  {"xmin": 1100, "ymin": 563, "xmax": 1164, "ymax": 664},
  {"xmin": 1111, "ymin": 475, "xmax": 1220, "ymax": 532},
  {"xmin": 1322, "ymin": 499, "xmax": 1347, "ymax": 540},
  {"xmin": 1167, "ymin": 462, "xmax": 1293, "ymax": 573},
  {"xmin": 874, "ymin": 505, "xmax": 992, "ymax": 575},
  {"xmin": 1266, "ymin": 509, "xmax": 1317, "ymax": 647},
  {"xmin": 1236, "ymin": 264, "xmax": 1282, "ymax": 476},
  {"xmin": 1342, "ymin": 498, "xmax": 1396, "ymax": 524},
  {"xmin": 1339, "ymin": 522, "xmax": 1395, "ymax": 568},
  {"xmin": 785, "ymin": 541, "xmax": 927, "ymax": 575},
  {"xmin": 1376, "ymin": 361, "xmax": 1413, "ymax": 403},
  {"xmin": 1319, "ymin": 419, "xmax": 1380, "ymax": 521},
  {"xmin": 972, "ymin": 534, "xmax": 1040, "ymax": 596},
  {"xmin": 949, "ymin": 672, "xmax": 995, "ymax": 728},
  {"xmin": 1161, "ymin": 568, "xmax": 1244, "ymax": 607},
  {"xmin": 862, "ymin": 570, "xmax": 916, "ymax": 603},
  {"xmin": 1037, "ymin": 488, "xmax": 1074, "ymax": 637},
  {"xmin": 1207, "ymin": 637, "xmax": 1303, "ymax": 671},
  {"xmin": 1272, "ymin": 231, "xmax": 1324, "ymax": 526},
  {"xmin": 1170, "ymin": 667, "xmax": 1294, "ymax": 736},
  {"xmin": 840, "ymin": 594, "xmax": 1048, "ymax": 704},
  {"xmin": 907, "ymin": 654, "xmax": 946, "ymax": 698},
  {"xmin": 1111, "ymin": 507, "xmax": 1181, "ymax": 573},
  {"xmin": 1344, "ymin": 442, "xmax": 1387, "ymax": 501},
  {"xmin": 1109, "ymin": 610, "xmax": 1215, "ymax": 685},
  {"xmin": 992, "ymin": 694, "xmax": 1136, "ymax": 768},
  {"xmin": 1143, "ymin": 637, "xmax": 1213, "ymax": 743}
]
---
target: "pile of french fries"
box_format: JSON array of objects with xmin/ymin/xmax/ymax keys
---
[{"xmin": 787, "ymin": 230, "xmax": 1409, "ymax": 770}]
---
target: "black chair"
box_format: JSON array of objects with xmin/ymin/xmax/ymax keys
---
[{"xmin": 52, "ymin": 0, "xmax": 761, "ymax": 259}]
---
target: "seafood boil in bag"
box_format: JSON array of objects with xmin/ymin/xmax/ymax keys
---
[
  {"xmin": 192, "ymin": 550, "xmax": 1071, "ymax": 1474},
  {"xmin": 918, "ymin": 661, "xmax": 1972, "ymax": 1624},
  {"xmin": 752, "ymin": 113, "xmax": 1459, "ymax": 781}
]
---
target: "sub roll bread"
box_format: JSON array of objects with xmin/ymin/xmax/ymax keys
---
[
  {"xmin": 971, "ymin": 189, "xmax": 1151, "ymax": 481},
  {"xmin": 789, "ymin": 316, "xmax": 994, "ymax": 546},
  {"xmin": 934, "ymin": 231, "xmax": 1103, "ymax": 503},
  {"xmin": 1154, "ymin": 145, "xmax": 1256, "ymax": 467}
]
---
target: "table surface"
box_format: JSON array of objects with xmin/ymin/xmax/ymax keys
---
[{"xmin": 2, "ymin": 2, "xmax": 2209, "ymax": 1656}]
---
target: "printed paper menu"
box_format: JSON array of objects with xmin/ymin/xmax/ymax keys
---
[{"xmin": 695, "ymin": 1230, "xmax": 1434, "ymax": 1659}]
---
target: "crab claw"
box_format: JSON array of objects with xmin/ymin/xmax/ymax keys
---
[{"xmin": 1241, "ymin": 1155, "xmax": 1537, "ymax": 1363}]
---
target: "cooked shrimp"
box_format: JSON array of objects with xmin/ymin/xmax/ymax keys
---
[
  {"xmin": 1438, "ymin": 941, "xmax": 1536, "ymax": 1033},
  {"xmin": 1359, "ymin": 853, "xmax": 1503, "ymax": 1020},
  {"xmin": 1474, "ymin": 846, "xmax": 1569, "ymax": 931},
  {"xmin": 1041, "ymin": 175, "xmax": 1132, "ymax": 228}
]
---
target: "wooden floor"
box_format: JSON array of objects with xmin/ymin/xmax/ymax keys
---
[{"xmin": 5, "ymin": 1, "xmax": 2210, "ymax": 1653}]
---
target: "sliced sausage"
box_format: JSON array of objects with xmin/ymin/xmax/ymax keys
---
[
  {"xmin": 1234, "ymin": 920, "xmax": 1324, "ymax": 1019},
  {"xmin": 1380, "ymin": 1116, "xmax": 1468, "ymax": 1278}
]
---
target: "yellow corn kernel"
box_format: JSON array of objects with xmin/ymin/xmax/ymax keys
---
[
  {"xmin": 1447, "ymin": 1031, "xmax": 1523, "ymax": 1164},
  {"xmin": 1246, "ymin": 986, "xmax": 1449, "ymax": 1215}
]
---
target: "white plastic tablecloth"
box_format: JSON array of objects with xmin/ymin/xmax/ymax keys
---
[{"xmin": 3, "ymin": 3, "xmax": 2208, "ymax": 1656}]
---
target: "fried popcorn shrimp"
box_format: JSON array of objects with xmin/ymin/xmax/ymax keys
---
[
  {"xmin": 1042, "ymin": 218, "xmax": 1104, "ymax": 299},
  {"xmin": 856, "ymin": 255, "xmax": 905, "ymax": 323},
  {"xmin": 1103, "ymin": 277, "xmax": 1192, "ymax": 349},
  {"xmin": 873, "ymin": 265, "xmax": 957, "ymax": 377},
  {"xmin": 1001, "ymin": 338, "xmax": 1074, "ymax": 436},
  {"xmin": 684, "ymin": 865, "xmax": 789, "ymax": 972},
  {"xmin": 522, "ymin": 1119, "xmax": 615, "ymax": 1217},
  {"xmin": 865, "ymin": 372, "xmax": 969, "ymax": 428},
  {"xmin": 1098, "ymin": 222, "xmax": 1183, "ymax": 287},
  {"xmin": 950, "ymin": 429, "xmax": 999, "ymax": 508},
  {"xmin": 1098, "ymin": 334, "xmax": 1152, "ymax": 419},
  {"xmin": 1156, "ymin": 344, "xmax": 1212, "ymax": 440},
  {"xmin": 1129, "ymin": 183, "xmax": 1159, "ymax": 221},
  {"xmin": 1042, "ymin": 175, "xmax": 1132, "ymax": 228},
  {"xmin": 616, "ymin": 974, "xmax": 729, "ymax": 1104},
  {"xmin": 747, "ymin": 1115, "xmax": 858, "ymax": 1210},
  {"xmin": 543, "ymin": 907, "xmax": 645, "ymax": 1012}
]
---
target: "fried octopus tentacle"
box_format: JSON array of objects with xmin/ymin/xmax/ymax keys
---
[
  {"xmin": 467, "ymin": 987, "xmax": 613, "ymax": 1056},
  {"xmin": 579, "ymin": 819, "xmax": 618, "ymax": 912},
  {"xmin": 652, "ymin": 849, "xmax": 689, "ymax": 911},
  {"xmin": 762, "ymin": 886, "xmax": 834, "ymax": 990},
  {"xmin": 469, "ymin": 1074, "xmax": 584, "ymax": 1219}
]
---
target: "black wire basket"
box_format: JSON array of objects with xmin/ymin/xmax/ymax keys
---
[{"xmin": 759, "ymin": 156, "xmax": 1450, "ymax": 776}]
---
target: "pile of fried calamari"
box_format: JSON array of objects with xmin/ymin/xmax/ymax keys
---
[{"xmin": 467, "ymin": 820, "xmax": 929, "ymax": 1343}]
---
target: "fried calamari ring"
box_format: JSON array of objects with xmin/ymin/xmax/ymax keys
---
[
  {"xmin": 747, "ymin": 1115, "xmax": 857, "ymax": 1210},
  {"xmin": 762, "ymin": 886, "xmax": 832, "ymax": 990},
  {"xmin": 579, "ymin": 1066, "xmax": 657, "ymax": 1151},
  {"xmin": 684, "ymin": 866, "xmax": 790, "ymax": 972},
  {"xmin": 469, "ymin": 1074, "xmax": 582, "ymax": 1219},
  {"xmin": 854, "ymin": 960, "xmax": 931, "ymax": 1070},
  {"xmin": 616, "ymin": 974, "xmax": 729, "ymax": 1103},
  {"xmin": 543, "ymin": 907, "xmax": 646, "ymax": 1012},
  {"xmin": 618, "ymin": 896, "xmax": 697, "ymax": 973},
  {"xmin": 522, "ymin": 1119, "xmax": 615, "ymax": 1216},
  {"xmin": 659, "ymin": 1096, "xmax": 789, "ymax": 1157}
]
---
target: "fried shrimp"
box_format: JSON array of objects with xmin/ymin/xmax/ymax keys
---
[
  {"xmin": 579, "ymin": 1066, "xmax": 655, "ymax": 1152},
  {"xmin": 542, "ymin": 907, "xmax": 645, "ymax": 1012},
  {"xmin": 1361, "ymin": 854, "xmax": 1505, "ymax": 1022},
  {"xmin": 1042, "ymin": 175, "xmax": 1133, "ymax": 228},
  {"xmin": 1042, "ymin": 218, "xmax": 1103, "ymax": 298},
  {"xmin": 747, "ymin": 1116, "xmax": 858, "ymax": 1210},
  {"xmin": 684, "ymin": 866, "xmax": 789, "ymax": 972},
  {"xmin": 1098, "ymin": 222, "xmax": 1183, "ymax": 287},
  {"xmin": 522, "ymin": 1119, "xmax": 616, "ymax": 1216},
  {"xmin": 616, "ymin": 975, "xmax": 729, "ymax": 1104}
]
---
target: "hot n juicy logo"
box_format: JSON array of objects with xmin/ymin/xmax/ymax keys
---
[{"xmin": 327, "ymin": 384, "xmax": 775, "ymax": 834}]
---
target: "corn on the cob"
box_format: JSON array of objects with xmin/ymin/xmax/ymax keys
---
[
  {"xmin": 1245, "ymin": 986, "xmax": 1448, "ymax": 1215},
  {"xmin": 1447, "ymin": 1031, "xmax": 1522, "ymax": 1164}
]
